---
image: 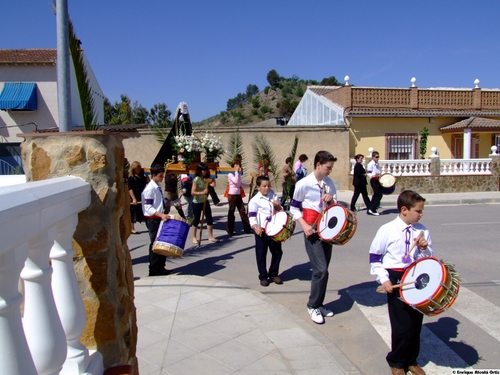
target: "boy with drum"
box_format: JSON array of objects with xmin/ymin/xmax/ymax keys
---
[
  {"xmin": 369, "ymin": 190, "xmax": 433, "ymax": 375},
  {"xmin": 142, "ymin": 164, "xmax": 171, "ymax": 276},
  {"xmin": 249, "ymin": 175, "xmax": 283, "ymax": 287},
  {"xmin": 290, "ymin": 150, "xmax": 337, "ymax": 324}
]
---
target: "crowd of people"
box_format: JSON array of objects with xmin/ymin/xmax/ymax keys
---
[{"xmin": 129, "ymin": 150, "xmax": 434, "ymax": 375}]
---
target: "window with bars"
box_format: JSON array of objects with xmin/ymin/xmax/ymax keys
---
[{"xmin": 385, "ymin": 134, "xmax": 417, "ymax": 160}]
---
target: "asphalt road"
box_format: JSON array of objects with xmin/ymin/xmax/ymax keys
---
[{"xmin": 129, "ymin": 201, "xmax": 500, "ymax": 375}]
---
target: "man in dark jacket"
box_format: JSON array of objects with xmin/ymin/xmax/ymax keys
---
[{"xmin": 350, "ymin": 154, "xmax": 372, "ymax": 212}]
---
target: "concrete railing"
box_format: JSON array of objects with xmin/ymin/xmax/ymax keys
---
[
  {"xmin": 350, "ymin": 146, "xmax": 499, "ymax": 176},
  {"xmin": 0, "ymin": 176, "xmax": 103, "ymax": 375}
]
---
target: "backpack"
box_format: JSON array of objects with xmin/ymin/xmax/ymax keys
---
[{"xmin": 296, "ymin": 167, "xmax": 308, "ymax": 181}]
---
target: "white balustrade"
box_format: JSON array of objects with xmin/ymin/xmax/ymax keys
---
[
  {"xmin": 351, "ymin": 147, "xmax": 494, "ymax": 176},
  {"xmin": 440, "ymin": 159, "xmax": 492, "ymax": 175},
  {"xmin": 0, "ymin": 176, "xmax": 103, "ymax": 375}
]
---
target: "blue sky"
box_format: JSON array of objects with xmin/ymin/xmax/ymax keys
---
[{"xmin": 2, "ymin": 1, "xmax": 500, "ymax": 122}]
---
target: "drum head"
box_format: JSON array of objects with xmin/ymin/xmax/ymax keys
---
[
  {"xmin": 317, "ymin": 205, "xmax": 348, "ymax": 240},
  {"xmin": 265, "ymin": 211, "xmax": 289, "ymax": 236},
  {"xmin": 400, "ymin": 257, "xmax": 445, "ymax": 305},
  {"xmin": 379, "ymin": 173, "xmax": 396, "ymax": 187}
]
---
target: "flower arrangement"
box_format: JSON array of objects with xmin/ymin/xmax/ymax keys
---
[
  {"xmin": 172, "ymin": 134, "xmax": 202, "ymax": 164},
  {"xmin": 200, "ymin": 132, "xmax": 225, "ymax": 161}
]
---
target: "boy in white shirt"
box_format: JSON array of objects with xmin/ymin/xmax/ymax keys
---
[
  {"xmin": 369, "ymin": 190, "xmax": 433, "ymax": 375},
  {"xmin": 249, "ymin": 176, "xmax": 283, "ymax": 287}
]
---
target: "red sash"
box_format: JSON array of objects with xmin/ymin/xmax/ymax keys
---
[{"xmin": 302, "ymin": 208, "xmax": 320, "ymax": 225}]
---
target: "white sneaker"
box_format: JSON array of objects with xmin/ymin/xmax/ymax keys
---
[
  {"xmin": 368, "ymin": 209, "xmax": 380, "ymax": 216},
  {"xmin": 319, "ymin": 306, "xmax": 334, "ymax": 317},
  {"xmin": 308, "ymin": 307, "xmax": 325, "ymax": 324}
]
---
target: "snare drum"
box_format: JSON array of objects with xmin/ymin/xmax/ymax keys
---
[
  {"xmin": 317, "ymin": 204, "xmax": 357, "ymax": 245},
  {"xmin": 379, "ymin": 173, "xmax": 396, "ymax": 195},
  {"xmin": 265, "ymin": 211, "xmax": 295, "ymax": 242},
  {"xmin": 400, "ymin": 257, "xmax": 460, "ymax": 316},
  {"xmin": 153, "ymin": 215, "xmax": 190, "ymax": 257}
]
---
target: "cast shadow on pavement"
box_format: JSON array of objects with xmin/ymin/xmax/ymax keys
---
[
  {"xmin": 422, "ymin": 317, "xmax": 481, "ymax": 367},
  {"xmin": 172, "ymin": 246, "xmax": 254, "ymax": 277}
]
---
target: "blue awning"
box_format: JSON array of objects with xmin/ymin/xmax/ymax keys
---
[{"xmin": 0, "ymin": 82, "xmax": 37, "ymax": 111}]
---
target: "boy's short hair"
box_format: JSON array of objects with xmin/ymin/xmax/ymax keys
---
[
  {"xmin": 150, "ymin": 164, "xmax": 165, "ymax": 176},
  {"xmin": 313, "ymin": 151, "xmax": 337, "ymax": 166},
  {"xmin": 285, "ymin": 157, "xmax": 293, "ymax": 164},
  {"xmin": 256, "ymin": 175, "xmax": 269, "ymax": 186},
  {"xmin": 298, "ymin": 154, "xmax": 308, "ymax": 162},
  {"xmin": 372, "ymin": 151, "xmax": 380, "ymax": 157},
  {"xmin": 397, "ymin": 190, "xmax": 426, "ymax": 212}
]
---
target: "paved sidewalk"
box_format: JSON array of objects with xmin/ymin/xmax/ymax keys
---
[
  {"xmin": 131, "ymin": 190, "xmax": 500, "ymax": 375},
  {"xmin": 135, "ymin": 275, "xmax": 358, "ymax": 375}
]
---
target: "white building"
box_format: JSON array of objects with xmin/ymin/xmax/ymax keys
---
[{"xmin": 0, "ymin": 49, "xmax": 104, "ymax": 173}]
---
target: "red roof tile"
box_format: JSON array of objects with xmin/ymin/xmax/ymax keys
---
[
  {"xmin": 0, "ymin": 49, "xmax": 57, "ymax": 64},
  {"xmin": 439, "ymin": 117, "xmax": 500, "ymax": 131}
]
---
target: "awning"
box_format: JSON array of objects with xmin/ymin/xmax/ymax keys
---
[{"xmin": 0, "ymin": 82, "xmax": 37, "ymax": 111}]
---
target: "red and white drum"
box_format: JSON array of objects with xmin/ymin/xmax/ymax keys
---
[
  {"xmin": 265, "ymin": 211, "xmax": 295, "ymax": 242},
  {"xmin": 400, "ymin": 257, "xmax": 460, "ymax": 316},
  {"xmin": 317, "ymin": 204, "xmax": 357, "ymax": 246}
]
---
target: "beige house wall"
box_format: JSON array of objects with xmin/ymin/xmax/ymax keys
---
[
  {"xmin": 348, "ymin": 116, "xmax": 500, "ymax": 159},
  {"xmin": 0, "ymin": 65, "xmax": 59, "ymax": 143},
  {"xmin": 123, "ymin": 125, "xmax": 351, "ymax": 192}
]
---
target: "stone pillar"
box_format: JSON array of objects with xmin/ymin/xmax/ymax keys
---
[
  {"xmin": 490, "ymin": 148, "xmax": 500, "ymax": 190},
  {"xmin": 429, "ymin": 147, "xmax": 441, "ymax": 175},
  {"xmin": 21, "ymin": 131, "xmax": 138, "ymax": 374}
]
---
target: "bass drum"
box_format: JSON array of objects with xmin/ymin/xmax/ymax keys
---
[{"xmin": 317, "ymin": 204, "xmax": 357, "ymax": 245}]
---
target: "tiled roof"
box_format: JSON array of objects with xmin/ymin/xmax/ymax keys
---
[
  {"xmin": 0, "ymin": 49, "xmax": 57, "ymax": 64},
  {"xmin": 308, "ymin": 86, "xmax": 342, "ymax": 96},
  {"xmin": 439, "ymin": 117, "xmax": 500, "ymax": 131},
  {"xmin": 345, "ymin": 108, "xmax": 500, "ymax": 117},
  {"xmin": 38, "ymin": 124, "xmax": 148, "ymax": 132}
]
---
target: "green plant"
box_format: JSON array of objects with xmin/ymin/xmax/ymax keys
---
[
  {"xmin": 420, "ymin": 127, "xmax": 430, "ymax": 158},
  {"xmin": 224, "ymin": 129, "xmax": 246, "ymax": 170},
  {"xmin": 282, "ymin": 135, "xmax": 299, "ymax": 206}
]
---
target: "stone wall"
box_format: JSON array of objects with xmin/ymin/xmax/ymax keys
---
[
  {"xmin": 123, "ymin": 125, "xmax": 352, "ymax": 191},
  {"xmin": 21, "ymin": 132, "xmax": 138, "ymax": 374},
  {"xmin": 351, "ymin": 154, "xmax": 500, "ymax": 195}
]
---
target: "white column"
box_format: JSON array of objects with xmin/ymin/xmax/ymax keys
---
[
  {"xmin": 463, "ymin": 129, "xmax": 472, "ymax": 159},
  {"xmin": 21, "ymin": 227, "xmax": 67, "ymax": 375},
  {"xmin": 50, "ymin": 216, "xmax": 90, "ymax": 375},
  {"xmin": 0, "ymin": 244, "xmax": 37, "ymax": 375}
]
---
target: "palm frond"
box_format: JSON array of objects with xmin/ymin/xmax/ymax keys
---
[
  {"xmin": 252, "ymin": 134, "xmax": 279, "ymax": 187},
  {"xmin": 68, "ymin": 20, "xmax": 98, "ymax": 130},
  {"xmin": 224, "ymin": 129, "xmax": 246, "ymax": 170},
  {"xmin": 288, "ymin": 135, "xmax": 299, "ymax": 164},
  {"xmin": 151, "ymin": 124, "xmax": 170, "ymax": 144},
  {"xmin": 283, "ymin": 135, "xmax": 300, "ymax": 203}
]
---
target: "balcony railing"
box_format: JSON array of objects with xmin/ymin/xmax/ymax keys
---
[
  {"xmin": 0, "ymin": 176, "xmax": 103, "ymax": 375},
  {"xmin": 350, "ymin": 146, "xmax": 498, "ymax": 176}
]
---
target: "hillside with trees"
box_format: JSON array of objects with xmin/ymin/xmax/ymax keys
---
[
  {"xmin": 197, "ymin": 70, "xmax": 342, "ymax": 127},
  {"xmin": 103, "ymin": 70, "xmax": 342, "ymax": 129}
]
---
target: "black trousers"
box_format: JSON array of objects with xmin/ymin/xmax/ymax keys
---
[
  {"xmin": 386, "ymin": 269, "xmax": 424, "ymax": 369},
  {"xmin": 208, "ymin": 185, "xmax": 220, "ymax": 205},
  {"xmin": 370, "ymin": 179, "xmax": 383, "ymax": 211},
  {"xmin": 350, "ymin": 184, "xmax": 371, "ymax": 211},
  {"xmin": 254, "ymin": 232, "xmax": 282, "ymax": 280},
  {"xmin": 226, "ymin": 194, "xmax": 251, "ymax": 233},
  {"xmin": 145, "ymin": 218, "xmax": 167, "ymax": 273}
]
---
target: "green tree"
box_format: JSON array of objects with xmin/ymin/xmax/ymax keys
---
[
  {"xmin": 246, "ymin": 84, "xmax": 259, "ymax": 98},
  {"xmin": 266, "ymin": 69, "xmax": 280, "ymax": 87},
  {"xmin": 132, "ymin": 101, "xmax": 149, "ymax": 124},
  {"xmin": 279, "ymin": 98, "xmax": 299, "ymax": 117},
  {"xmin": 320, "ymin": 76, "xmax": 341, "ymax": 86}
]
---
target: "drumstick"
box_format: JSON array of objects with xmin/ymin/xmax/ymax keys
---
[
  {"xmin": 198, "ymin": 179, "xmax": 210, "ymax": 246},
  {"xmin": 376, "ymin": 281, "xmax": 416, "ymax": 293},
  {"xmin": 404, "ymin": 231, "xmax": 424, "ymax": 259}
]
